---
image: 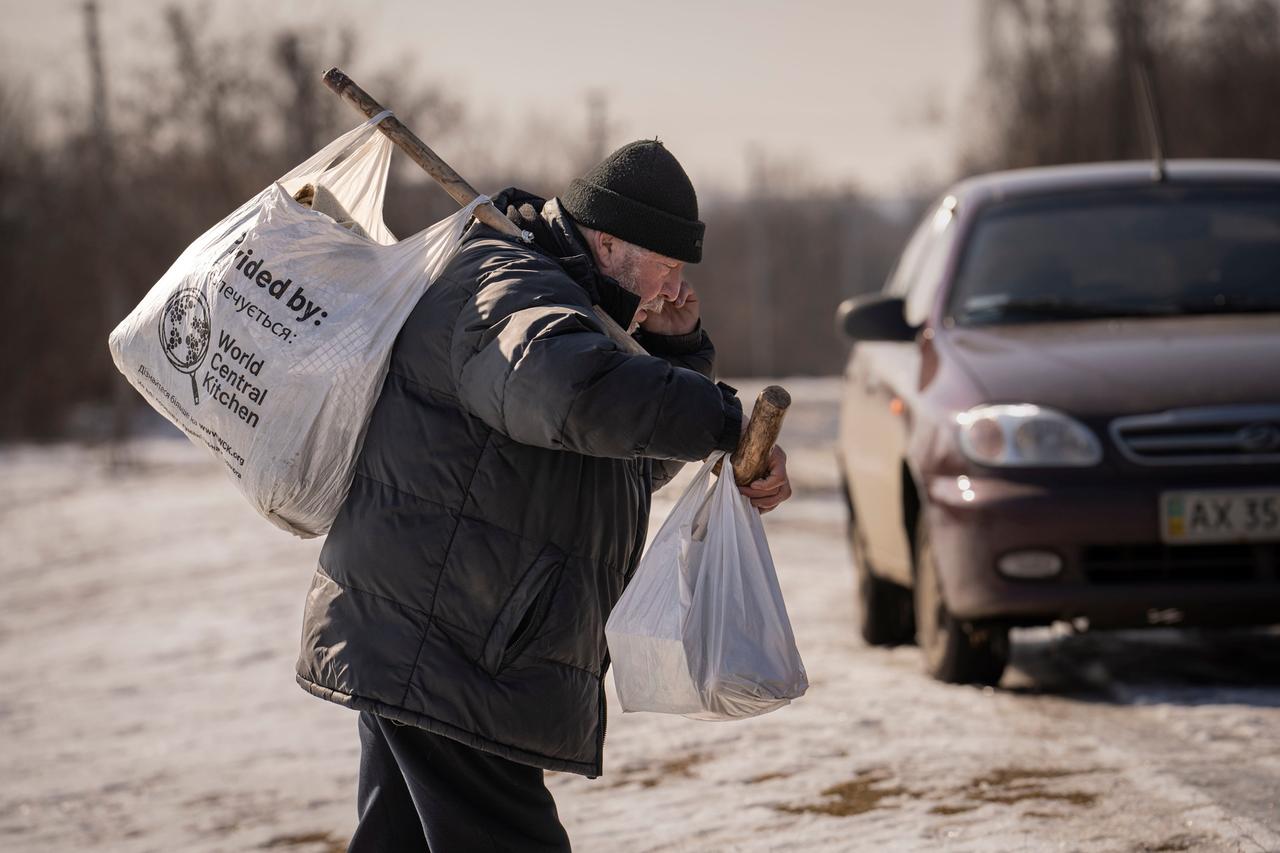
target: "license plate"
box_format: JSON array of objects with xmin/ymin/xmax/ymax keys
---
[{"xmin": 1161, "ymin": 489, "xmax": 1280, "ymax": 544}]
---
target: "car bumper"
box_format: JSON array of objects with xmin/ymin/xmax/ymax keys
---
[{"xmin": 925, "ymin": 473, "xmax": 1280, "ymax": 627}]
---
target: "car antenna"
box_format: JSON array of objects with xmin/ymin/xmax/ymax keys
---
[{"xmin": 1133, "ymin": 57, "xmax": 1168, "ymax": 183}]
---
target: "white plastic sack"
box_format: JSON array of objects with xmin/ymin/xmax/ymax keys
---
[
  {"xmin": 606, "ymin": 452, "xmax": 808, "ymax": 720},
  {"xmin": 108, "ymin": 114, "xmax": 484, "ymax": 537}
]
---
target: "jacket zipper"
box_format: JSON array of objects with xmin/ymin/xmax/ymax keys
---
[
  {"xmin": 600, "ymin": 683, "xmax": 608, "ymax": 752},
  {"xmin": 596, "ymin": 653, "xmax": 610, "ymax": 778}
]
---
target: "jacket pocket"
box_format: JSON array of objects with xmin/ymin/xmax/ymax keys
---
[{"xmin": 481, "ymin": 542, "xmax": 566, "ymax": 675}]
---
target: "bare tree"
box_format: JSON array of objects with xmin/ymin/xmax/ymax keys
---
[
  {"xmin": 0, "ymin": 10, "xmax": 470, "ymax": 440},
  {"xmin": 964, "ymin": 0, "xmax": 1280, "ymax": 173}
]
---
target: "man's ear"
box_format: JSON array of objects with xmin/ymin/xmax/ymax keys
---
[
  {"xmin": 586, "ymin": 229, "xmax": 618, "ymax": 274},
  {"xmin": 595, "ymin": 231, "xmax": 615, "ymax": 260}
]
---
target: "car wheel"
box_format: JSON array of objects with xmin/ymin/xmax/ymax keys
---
[
  {"xmin": 913, "ymin": 517, "xmax": 1008, "ymax": 685},
  {"xmin": 847, "ymin": 506, "xmax": 915, "ymax": 647}
]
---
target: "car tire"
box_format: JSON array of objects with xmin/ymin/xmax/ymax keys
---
[
  {"xmin": 913, "ymin": 517, "xmax": 1008, "ymax": 685},
  {"xmin": 847, "ymin": 505, "xmax": 915, "ymax": 647}
]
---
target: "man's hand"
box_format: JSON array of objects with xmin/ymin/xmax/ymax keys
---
[
  {"xmin": 737, "ymin": 445, "xmax": 792, "ymax": 514},
  {"xmin": 638, "ymin": 280, "xmax": 700, "ymax": 336}
]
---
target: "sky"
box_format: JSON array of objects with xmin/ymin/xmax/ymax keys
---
[{"xmin": 1, "ymin": 0, "xmax": 982, "ymax": 197}]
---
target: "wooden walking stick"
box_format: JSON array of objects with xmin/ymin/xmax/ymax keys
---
[
  {"xmin": 320, "ymin": 67, "xmax": 789, "ymax": 480},
  {"xmin": 698, "ymin": 385, "xmax": 790, "ymax": 537},
  {"xmin": 725, "ymin": 385, "xmax": 791, "ymax": 486}
]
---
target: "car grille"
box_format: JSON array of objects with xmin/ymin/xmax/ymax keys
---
[
  {"xmin": 1081, "ymin": 543, "xmax": 1279, "ymax": 585},
  {"xmin": 1110, "ymin": 405, "xmax": 1280, "ymax": 465}
]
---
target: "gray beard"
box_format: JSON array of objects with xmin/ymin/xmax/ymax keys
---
[{"xmin": 615, "ymin": 256, "xmax": 665, "ymax": 332}]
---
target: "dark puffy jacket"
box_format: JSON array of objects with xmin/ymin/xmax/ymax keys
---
[{"xmin": 295, "ymin": 192, "xmax": 742, "ymax": 777}]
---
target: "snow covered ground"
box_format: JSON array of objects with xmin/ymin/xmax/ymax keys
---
[{"xmin": 2, "ymin": 377, "xmax": 1279, "ymax": 852}]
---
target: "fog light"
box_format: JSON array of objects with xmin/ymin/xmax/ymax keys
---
[{"xmin": 997, "ymin": 550, "xmax": 1062, "ymax": 579}]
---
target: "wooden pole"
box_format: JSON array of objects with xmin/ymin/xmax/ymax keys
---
[
  {"xmin": 323, "ymin": 69, "xmax": 486, "ymax": 211},
  {"xmin": 84, "ymin": 0, "xmax": 134, "ymax": 469},
  {"xmin": 320, "ymin": 67, "xmax": 646, "ymax": 355},
  {"xmin": 715, "ymin": 385, "xmax": 791, "ymax": 486},
  {"xmin": 319, "ymin": 67, "xmax": 791, "ymax": 475},
  {"xmin": 732, "ymin": 385, "xmax": 791, "ymax": 485},
  {"xmin": 696, "ymin": 385, "xmax": 790, "ymax": 534}
]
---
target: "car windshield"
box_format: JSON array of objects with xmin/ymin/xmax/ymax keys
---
[{"xmin": 948, "ymin": 185, "xmax": 1280, "ymax": 326}]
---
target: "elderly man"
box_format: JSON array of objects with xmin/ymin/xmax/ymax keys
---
[{"xmin": 296, "ymin": 139, "xmax": 792, "ymax": 851}]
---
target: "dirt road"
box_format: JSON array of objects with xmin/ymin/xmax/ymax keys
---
[{"xmin": 2, "ymin": 379, "xmax": 1277, "ymax": 852}]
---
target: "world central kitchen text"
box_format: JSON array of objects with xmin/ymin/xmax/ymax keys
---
[{"xmin": 204, "ymin": 331, "xmax": 269, "ymax": 428}]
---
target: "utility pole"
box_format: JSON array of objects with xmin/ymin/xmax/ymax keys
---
[
  {"xmin": 1110, "ymin": 0, "xmax": 1150, "ymax": 161},
  {"xmin": 584, "ymin": 91, "xmax": 609, "ymax": 169},
  {"xmin": 83, "ymin": 0, "xmax": 133, "ymax": 467},
  {"xmin": 84, "ymin": 1, "xmax": 111, "ymax": 162},
  {"xmin": 839, "ymin": 191, "xmax": 864, "ymax": 299},
  {"xmin": 746, "ymin": 150, "xmax": 776, "ymax": 377}
]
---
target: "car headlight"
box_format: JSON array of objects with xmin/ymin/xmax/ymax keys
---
[{"xmin": 956, "ymin": 404, "xmax": 1102, "ymax": 467}]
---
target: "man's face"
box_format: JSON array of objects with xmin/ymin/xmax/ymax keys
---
[{"xmin": 611, "ymin": 243, "xmax": 685, "ymax": 327}]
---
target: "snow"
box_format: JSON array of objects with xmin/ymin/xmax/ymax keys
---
[{"xmin": 2, "ymin": 378, "xmax": 1278, "ymax": 852}]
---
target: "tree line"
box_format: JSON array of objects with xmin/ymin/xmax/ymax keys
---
[{"xmin": 2, "ymin": 0, "xmax": 1279, "ymax": 440}]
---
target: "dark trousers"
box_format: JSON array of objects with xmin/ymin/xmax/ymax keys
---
[{"xmin": 348, "ymin": 711, "xmax": 572, "ymax": 853}]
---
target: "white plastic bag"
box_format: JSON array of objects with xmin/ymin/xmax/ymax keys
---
[
  {"xmin": 606, "ymin": 452, "xmax": 807, "ymax": 720},
  {"xmin": 108, "ymin": 114, "xmax": 484, "ymax": 537}
]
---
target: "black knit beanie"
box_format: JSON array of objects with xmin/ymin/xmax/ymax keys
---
[{"xmin": 562, "ymin": 139, "xmax": 705, "ymax": 263}]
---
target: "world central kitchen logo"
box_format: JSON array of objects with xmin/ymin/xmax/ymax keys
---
[
  {"xmin": 158, "ymin": 287, "xmax": 270, "ymax": 428},
  {"xmin": 158, "ymin": 288, "xmax": 211, "ymax": 404}
]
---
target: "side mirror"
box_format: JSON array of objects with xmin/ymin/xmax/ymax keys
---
[{"xmin": 836, "ymin": 295, "xmax": 918, "ymax": 342}]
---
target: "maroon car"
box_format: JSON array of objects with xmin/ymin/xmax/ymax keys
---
[{"xmin": 836, "ymin": 160, "xmax": 1280, "ymax": 685}]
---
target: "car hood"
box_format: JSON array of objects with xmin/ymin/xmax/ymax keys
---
[{"xmin": 942, "ymin": 315, "xmax": 1280, "ymax": 417}]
